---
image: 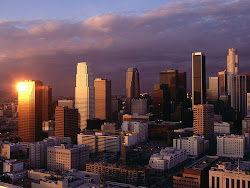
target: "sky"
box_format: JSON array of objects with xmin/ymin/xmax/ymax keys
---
[{"xmin": 0, "ymin": 0, "xmax": 250, "ymax": 96}]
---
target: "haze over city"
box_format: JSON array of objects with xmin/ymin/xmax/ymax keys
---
[{"xmin": 1, "ymin": 0, "xmax": 250, "ymax": 96}]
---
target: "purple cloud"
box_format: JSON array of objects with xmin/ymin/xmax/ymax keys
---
[{"xmin": 0, "ymin": 0, "xmax": 250, "ymax": 96}]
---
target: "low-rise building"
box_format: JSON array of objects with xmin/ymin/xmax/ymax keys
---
[
  {"xmin": 86, "ymin": 163, "xmax": 146, "ymax": 186},
  {"xmin": 214, "ymin": 121, "xmax": 233, "ymax": 135},
  {"xmin": 217, "ymin": 134, "xmax": 249, "ymax": 158},
  {"xmin": 29, "ymin": 137, "xmax": 71, "ymax": 169},
  {"xmin": 78, "ymin": 132, "xmax": 121, "ymax": 153},
  {"xmin": 149, "ymin": 147, "xmax": 187, "ymax": 170},
  {"xmin": 3, "ymin": 159, "xmax": 27, "ymax": 181},
  {"xmin": 173, "ymin": 155, "xmax": 218, "ymax": 188},
  {"xmin": 101, "ymin": 122, "xmax": 116, "ymax": 131},
  {"xmin": 29, "ymin": 169, "xmax": 100, "ymax": 188},
  {"xmin": 0, "ymin": 142, "xmax": 23, "ymax": 159},
  {"xmin": 242, "ymin": 116, "xmax": 250, "ymax": 134},
  {"xmin": 47, "ymin": 144, "xmax": 89, "ymax": 172},
  {"xmin": 42, "ymin": 120, "xmax": 55, "ymax": 137},
  {"xmin": 209, "ymin": 161, "xmax": 250, "ymax": 188},
  {"xmin": 173, "ymin": 136, "xmax": 208, "ymax": 157},
  {"xmin": 122, "ymin": 113, "xmax": 149, "ymax": 123},
  {"xmin": 122, "ymin": 121, "xmax": 148, "ymax": 142}
]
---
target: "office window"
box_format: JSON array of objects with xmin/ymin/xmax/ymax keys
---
[
  {"xmin": 232, "ymin": 179, "xmax": 235, "ymax": 188},
  {"xmin": 242, "ymin": 180, "xmax": 245, "ymax": 188},
  {"xmin": 217, "ymin": 177, "xmax": 220, "ymax": 188}
]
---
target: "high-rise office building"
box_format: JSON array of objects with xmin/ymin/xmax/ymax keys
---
[
  {"xmin": 126, "ymin": 68, "xmax": 140, "ymax": 111},
  {"xmin": 18, "ymin": 80, "xmax": 43, "ymax": 142},
  {"xmin": 55, "ymin": 106, "xmax": 79, "ymax": 144},
  {"xmin": 218, "ymin": 70, "xmax": 227, "ymax": 96},
  {"xmin": 160, "ymin": 70, "xmax": 178, "ymax": 101},
  {"xmin": 227, "ymin": 48, "xmax": 239, "ymax": 98},
  {"xmin": 243, "ymin": 73, "xmax": 250, "ymax": 93},
  {"xmin": 178, "ymin": 71, "xmax": 187, "ymax": 103},
  {"xmin": 160, "ymin": 70, "xmax": 187, "ymax": 103},
  {"xmin": 94, "ymin": 78, "xmax": 111, "ymax": 121},
  {"xmin": 41, "ymin": 86, "xmax": 52, "ymax": 121},
  {"xmin": 75, "ymin": 62, "xmax": 95, "ymax": 130},
  {"xmin": 152, "ymin": 84, "xmax": 170, "ymax": 120},
  {"xmin": 193, "ymin": 104, "xmax": 214, "ymax": 139},
  {"xmin": 207, "ymin": 77, "xmax": 219, "ymax": 103},
  {"xmin": 232, "ymin": 74, "xmax": 246, "ymax": 115},
  {"xmin": 192, "ymin": 52, "xmax": 206, "ymax": 107}
]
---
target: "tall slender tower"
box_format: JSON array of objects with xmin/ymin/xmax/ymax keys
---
[
  {"xmin": 126, "ymin": 68, "xmax": 140, "ymax": 112},
  {"xmin": 18, "ymin": 80, "xmax": 43, "ymax": 142},
  {"xmin": 41, "ymin": 86, "xmax": 52, "ymax": 121},
  {"xmin": 218, "ymin": 70, "xmax": 227, "ymax": 96},
  {"xmin": 227, "ymin": 48, "xmax": 239, "ymax": 95},
  {"xmin": 75, "ymin": 62, "xmax": 95, "ymax": 130},
  {"xmin": 192, "ymin": 52, "xmax": 206, "ymax": 107},
  {"xmin": 94, "ymin": 78, "xmax": 111, "ymax": 121}
]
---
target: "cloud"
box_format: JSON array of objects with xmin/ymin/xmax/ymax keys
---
[{"xmin": 0, "ymin": 0, "xmax": 250, "ymax": 96}]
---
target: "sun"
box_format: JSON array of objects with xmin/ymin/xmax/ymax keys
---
[{"xmin": 17, "ymin": 82, "xmax": 27, "ymax": 92}]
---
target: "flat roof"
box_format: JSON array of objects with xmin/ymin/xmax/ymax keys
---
[{"xmin": 186, "ymin": 156, "xmax": 219, "ymax": 171}]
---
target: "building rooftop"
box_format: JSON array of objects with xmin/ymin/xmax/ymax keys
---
[
  {"xmin": 210, "ymin": 161, "xmax": 250, "ymax": 175},
  {"xmin": 186, "ymin": 156, "xmax": 219, "ymax": 171},
  {"xmin": 217, "ymin": 134, "xmax": 245, "ymax": 139}
]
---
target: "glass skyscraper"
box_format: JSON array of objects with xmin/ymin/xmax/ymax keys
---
[{"xmin": 75, "ymin": 62, "xmax": 95, "ymax": 130}]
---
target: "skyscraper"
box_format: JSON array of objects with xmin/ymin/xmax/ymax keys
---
[
  {"xmin": 207, "ymin": 77, "xmax": 219, "ymax": 103},
  {"xmin": 192, "ymin": 52, "xmax": 206, "ymax": 107},
  {"xmin": 160, "ymin": 69, "xmax": 187, "ymax": 103},
  {"xmin": 94, "ymin": 78, "xmax": 111, "ymax": 121},
  {"xmin": 55, "ymin": 106, "xmax": 79, "ymax": 144},
  {"xmin": 232, "ymin": 74, "xmax": 246, "ymax": 115},
  {"xmin": 126, "ymin": 68, "xmax": 140, "ymax": 111},
  {"xmin": 227, "ymin": 48, "xmax": 239, "ymax": 98},
  {"xmin": 218, "ymin": 70, "xmax": 227, "ymax": 96},
  {"xmin": 75, "ymin": 62, "xmax": 95, "ymax": 130},
  {"xmin": 193, "ymin": 104, "xmax": 214, "ymax": 139},
  {"xmin": 41, "ymin": 86, "xmax": 52, "ymax": 121},
  {"xmin": 18, "ymin": 80, "xmax": 43, "ymax": 142}
]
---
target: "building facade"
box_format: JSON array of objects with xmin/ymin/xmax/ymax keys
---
[
  {"xmin": 218, "ymin": 70, "xmax": 227, "ymax": 96},
  {"xmin": 192, "ymin": 52, "xmax": 206, "ymax": 107},
  {"xmin": 86, "ymin": 163, "xmax": 146, "ymax": 186},
  {"xmin": 94, "ymin": 78, "xmax": 111, "ymax": 121},
  {"xmin": 193, "ymin": 104, "xmax": 214, "ymax": 139},
  {"xmin": 217, "ymin": 134, "xmax": 246, "ymax": 158},
  {"xmin": 207, "ymin": 77, "xmax": 219, "ymax": 104},
  {"xmin": 209, "ymin": 161, "xmax": 250, "ymax": 188},
  {"xmin": 29, "ymin": 137, "xmax": 71, "ymax": 169},
  {"xmin": 173, "ymin": 156, "xmax": 218, "ymax": 188},
  {"xmin": 121, "ymin": 121, "xmax": 148, "ymax": 142},
  {"xmin": 131, "ymin": 98, "xmax": 147, "ymax": 115},
  {"xmin": 47, "ymin": 144, "xmax": 89, "ymax": 172},
  {"xmin": 227, "ymin": 48, "xmax": 239, "ymax": 100},
  {"xmin": 41, "ymin": 86, "xmax": 52, "ymax": 121},
  {"xmin": 77, "ymin": 132, "xmax": 121, "ymax": 153},
  {"xmin": 18, "ymin": 80, "xmax": 43, "ymax": 142},
  {"xmin": 173, "ymin": 136, "xmax": 207, "ymax": 157},
  {"xmin": 55, "ymin": 106, "xmax": 79, "ymax": 144},
  {"xmin": 149, "ymin": 147, "xmax": 187, "ymax": 170},
  {"xmin": 75, "ymin": 62, "xmax": 95, "ymax": 130},
  {"xmin": 126, "ymin": 68, "xmax": 140, "ymax": 112}
]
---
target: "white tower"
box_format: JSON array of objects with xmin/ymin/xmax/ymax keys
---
[
  {"xmin": 75, "ymin": 62, "xmax": 95, "ymax": 130},
  {"xmin": 227, "ymin": 48, "xmax": 239, "ymax": 105}
]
